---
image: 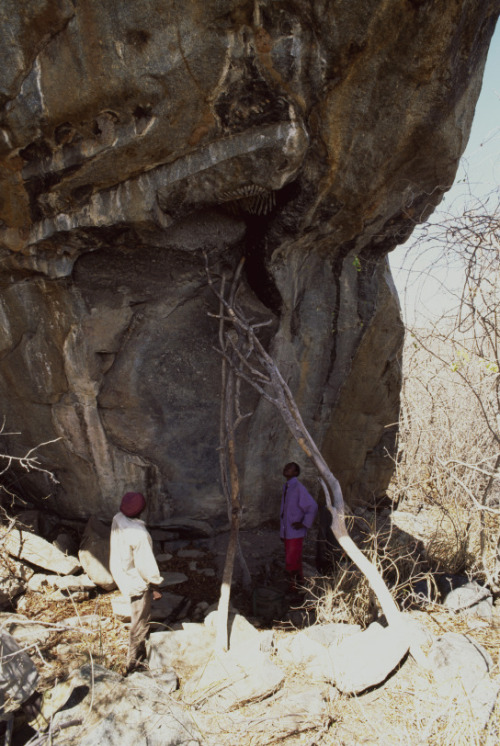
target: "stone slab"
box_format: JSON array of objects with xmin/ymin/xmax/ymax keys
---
[{"xmin": 1, "ymin": 528, "xmax": 80, "ymax": 575}]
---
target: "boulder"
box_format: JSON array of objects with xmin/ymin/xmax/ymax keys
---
[
  {"xmin": 0, "ymin": 627, "xmax": 39, "ymax": 716},
  {"xmin": 78, "ymin": 516, "xmax": 116, "ymax": 591},
  {"xmin": 1, "ymin": 527, "xmax": 80, "ymax": 575},
  {"xmin": 204, "ymin": 611, "xmax": 268, "ymax": 655},
  {"xmin": 225, "ymin": 682, "xmax": 330, "ymax": 740},
  {"xmin": 49, "ymin": 664, "xmax": 199, "ymax": 745},
  {"xmin": 426, "ymin": 632, "xmax": 500, "ymax": 729},
  {"xmin": 148, "ymin": 625, "xmax": 213, "ymax": 675},
  {"xmin": 466, "ymin": 597, "xmax": 494, "ymax": 620},
  {"xmin": 183, "ymin": 648, "xmax": 285, "ymax": 712},
  {"xmin": 304, "ymin": 622, "xmax": 362, "ymax": 647},
  {"xmin": 276, "ymin": 623, "xmax": 360, "ymax": 682},
  {"xmin": 61, "ymin": 614, "xmax": 104, "ymax": 628},
  {"xmin": 0, "ymin": 556, "xmax": 33, "ymax": 607},
  {"xmin": 27, "ymin": 572, "xmax": 96, "ymax": 593},
  {"xmin": 443, "ymin": 580, "xmax": 492, "ymax": 612},
  {"xmin": 148, "ymin": 615, "xmax": 270, "ymax": 675},
  {"xmin": 0, "ymin": 2, "xmax": 497, "ymax": 521},
  {"xmin": 427, "ymin": 632, "xmax": 492, "ymax": 690},
  {"xmin": 0, "ymin": 612, "xmax": 52, "ymax": 646},
  {"xmin": 277, "ymin": 631, "xmax": 334, "ymax": 682},
  {"xmin": 331, "ymin": 622, "xmax": 410, "ymax": 694}
]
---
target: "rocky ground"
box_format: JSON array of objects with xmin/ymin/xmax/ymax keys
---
[{"xmin": 2, "ymin": 514, "xmax": 500, "ymax": 745}]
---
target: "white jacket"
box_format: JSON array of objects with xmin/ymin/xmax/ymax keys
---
[{"xmin": 109, "ymin": 512, "xmax": 162, "ymax": 597}]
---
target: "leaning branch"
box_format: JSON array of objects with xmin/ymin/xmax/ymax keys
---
[{"xmin": 205, "ymin": 255, "xmax": 401, "ymax": 627}]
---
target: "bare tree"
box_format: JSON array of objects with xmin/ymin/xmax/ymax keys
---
[
  {"xmin": 209, "ymin": 260, "xmax": 252, "ymax": 651},
  {"xmin": 392, "ymin": 188, "xmax": 500, "ymax": 585},
  {"xmin": 0, "ymin": 420, "xmax": 60, "ymax": 485},
  {"xmin": 206, "ymin": 256, "xmax": 402, "ymax": 633}
]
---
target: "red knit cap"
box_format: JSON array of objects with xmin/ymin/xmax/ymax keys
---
[{"xmin": 120, "ymin": 492, "xmax": 146, "ymax": 518}]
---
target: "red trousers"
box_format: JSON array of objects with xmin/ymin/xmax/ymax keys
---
[{"xmin": 284, "ymin": 537, "xmax": 304, "ymax": 578}]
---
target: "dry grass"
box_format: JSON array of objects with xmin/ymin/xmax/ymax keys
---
[
  {"xmin": 389, "ymin": 332, "xmax": 500, "ymax": 583},
  {"xmin": 5, "ymin": 575, "xmax": 500, "ymax": 745},
  {"xmin": 2, "ymin": 509, "xmax": 500, "ymax": 745},
  {"xmin": 310, "ymin": 606, "xmax": 500, "ymax": 746},
  {"xmin": 308, "ymin": 512, "xmax": 429, "ymax": 628}
]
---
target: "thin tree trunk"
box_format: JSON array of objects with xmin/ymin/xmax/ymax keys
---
[
  {"xmin": 206, "ymin": 255, "xmax": 402, "ymax": 628},
  {"xmin": 215, "ymin": 261, "xmax": 250, "ymax": 651}
]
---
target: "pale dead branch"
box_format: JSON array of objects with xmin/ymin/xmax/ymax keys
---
[{"xmin": 205, "ymin": 253, "xmax": 402, "ymax": 628}]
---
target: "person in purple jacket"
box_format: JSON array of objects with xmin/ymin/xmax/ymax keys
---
[{"xmin": 280, "ymin": 462, "xmax": 318, "ymax": 592}]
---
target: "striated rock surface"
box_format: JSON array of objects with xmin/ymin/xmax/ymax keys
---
[
  {"xmin": 1, "ymin": 527, "xmax": 80, "ymax": 574},
  {"xmin": 0, "ymin": 1, "xmax": 498, "ymax": 522}
]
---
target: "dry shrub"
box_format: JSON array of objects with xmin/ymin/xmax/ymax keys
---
[
  {"xmin": 311, "ymin": 513, "xmax": 428, "ymax": 626},
  {"xmin": 391, "ymin": 192, "xmax": 500, "ymax": 584},
  {"xmin": 389, "ymin": 331, "xmax": 500, "ymax": 581}
]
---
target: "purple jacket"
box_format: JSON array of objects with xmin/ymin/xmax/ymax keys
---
[{"xmin": 280, "ymin": 477, "xmax": 318, "ymax": 539}]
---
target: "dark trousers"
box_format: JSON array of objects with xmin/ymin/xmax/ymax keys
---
[{"xmin": 128, "ymin": 590, "xmax": 151, "ymax": 670}]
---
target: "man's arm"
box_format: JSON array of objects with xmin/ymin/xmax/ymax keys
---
[
  {"xmin": 298, "ymin": 485, "xmax": 318, "ymax": 528},
  {"xmin": 134, "ymin": 532, "xmax": 163, "ymax": 588}
]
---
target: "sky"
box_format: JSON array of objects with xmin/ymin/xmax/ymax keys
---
[{"xmin": 390, "ymin": 24, "xmax": 500, "ymax": 327}]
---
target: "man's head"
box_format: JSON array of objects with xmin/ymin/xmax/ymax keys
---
[
  {"xmin": 120, "ymin": 491, "xmax": 146, "ymax": 517},
  {"xmin": 283, "ymin": 462, "xmax": 300, "ymax": 480}
]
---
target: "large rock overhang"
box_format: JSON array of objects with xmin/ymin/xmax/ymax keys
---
[{"xmin": 0, "ymin": 0, "xmax": 498, "ymax": 523}]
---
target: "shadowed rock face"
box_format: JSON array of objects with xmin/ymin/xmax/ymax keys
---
[{"xmin": 0, "ymin": 1, "xmax": 498, "ymax": 523}]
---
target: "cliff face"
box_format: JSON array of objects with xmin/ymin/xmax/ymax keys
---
[{"xmin": 0, "ymin": 1, "xmax": 498, "ymax": 523}]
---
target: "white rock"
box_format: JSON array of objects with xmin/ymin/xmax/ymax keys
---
[
  {"xmin": 276, "ymin": 623, "xmax": 361, "ymax": 681},
  {"xmin": 331, "ymin": 622, "xmax": 410, "ymax": 694},
  {"xmin": 277, "ymin": 631, "xmax": 334, "ymax": 681},
  {"xmin": 2, "ymin": 527, "xmax": 80, "ymax": 574},
  {"xmin": 0, "ymin": 612, "xmax": 51, "ymax": 646},
  {"xmin": 426, "ymin": 633, "xmax": 500, "ymax": 729},
  {"xmin": 27, "ymin": 573, "xmax": 96, "ymax": 593},
  {"xmin": 62, "ymin": 614, "xmax": 104, "ymax": 628},
  {"xmin": 183, "ymin": 647, "xmax": 285, "ymax": 712},
  {"xmin": 304, "ymin": 623, "xmax": 361, "ymax": 646},
  {"xmin": 204, "ymin": 611, "xmax": 261, "ymax": 650},
  {"xmin": 46, "ymin": 590, "xmax": 89, "ymax": 602},
  {"xmin": 49, "ymin": 664, "xmax": 198, "ymax": 745},
  {"xmin": 148, "ymin": 625, "xmax": 212, "ymax": 674},
  {"xmin": 0, "ymin": 557, "xmax": 34, "ymax": 606},
  {"xmin": 444, "ymin": 581, "xmax": 491, "ymax": 611},
  {"xmin": 427, "ymin": 632, "xmax": 491, "ymax": 689}
]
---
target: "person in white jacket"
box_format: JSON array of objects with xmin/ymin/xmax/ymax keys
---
[{"xmin": 109, "ymin": 492, "xmax": 163, "ymax": 673}]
